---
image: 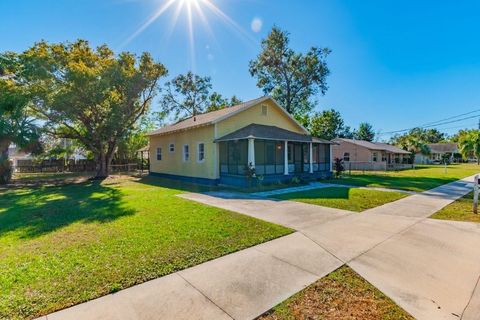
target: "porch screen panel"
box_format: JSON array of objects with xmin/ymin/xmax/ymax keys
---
[
  {"xmin": 275, "ymin": 142, "xmax": 284, "ymax": 174},
  {"xmin": 254, "ymin": 140, "xmax": 284, "ymax": 175},
  {"xmin": 219, "ymin": 142, "xmax": 228, "ymax": 174},
  {"xmin": 313, "ymin": 144, "xmax": 319, "ymax": 172},
  {"xmin": 317, "ymin": 144, "xmax": 330, "ymax": 171},
  {"xmin": 255, "ymin": 140, "xmax": 265, "ymax": 175},
  {"xmin": 265, "ymin": 141, "xmax": 276, "ymax": 175},
  {"xmin": 221, "ymin": 140, "xmax": 247, "ymax": 175}
]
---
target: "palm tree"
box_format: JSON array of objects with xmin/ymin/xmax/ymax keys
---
[
  {"xmin": 396, "ymin": 135, "xmax": 430, "ymax": 163},
  {"xmin": 458, "ymin": 130, "xmax": 480, "ymax": 164}
]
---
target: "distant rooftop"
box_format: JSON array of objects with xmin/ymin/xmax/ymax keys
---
[
  {"xmin": 334, "ymin": 138, "xmax": 410, "ymax": 154},
  {"xmin": 427, "ymin": 143, "xmax": 458, "ymax": 153}
]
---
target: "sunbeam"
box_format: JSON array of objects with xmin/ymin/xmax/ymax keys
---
[{"xmin": 121, "ymin": 0, "xmax": 257, "ymax": 69}]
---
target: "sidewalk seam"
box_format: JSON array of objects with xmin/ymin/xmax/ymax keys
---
[
  {"xmin": 461, "ymin": 272, "xmax": 480, "ymax": 319},
  {"xmin": 176, "ymin": 272, "xmax": 236, "ymax": 320}
]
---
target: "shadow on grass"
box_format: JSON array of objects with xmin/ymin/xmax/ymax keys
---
[
  {"xmin": 137, "ymin": 175, "xmax": 221, "ymax": 193},
  {"xmin": 330, "ymin": 175, "xmax": 460, "ymax": 191},
  {"xmin": 0, "ymin": 180, "xmax": 135, "ymax": 239},
  {"xmin": 276, "ymin": 187, "xmax": 351, "ymax": 201}
]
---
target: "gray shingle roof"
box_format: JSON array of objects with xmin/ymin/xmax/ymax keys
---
[
  {"xmin": 427, "ymin": 143, "xmax": 458, "ymax": 153},
  {"xmin": 215, "ymin": 124, "xmax": 334, "ymax": 144},
  {"xmin": 334, "ymin": 138, "xmax": 410, "ymax": 154},
  {"xmin": 147, "ymin": 97, "xmax": 271, "ymax": 136}
]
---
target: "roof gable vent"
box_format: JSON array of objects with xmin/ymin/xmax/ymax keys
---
[{"xmin": 261, "ymin": 105, "xmax": 268, "ymax": 116}]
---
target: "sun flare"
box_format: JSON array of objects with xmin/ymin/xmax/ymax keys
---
[{"xmin": 122, "ymin": 0, "xmax": 255, "ymax": 69}]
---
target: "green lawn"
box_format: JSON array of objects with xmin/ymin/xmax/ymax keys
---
[
  {"xmin": 329, "ymin": 164, "xmax": 479, "ymax": 192},
  {"xmin": 274, "ymin": 187, "xmax": 407, "ymax": 212},
  {"xmin": 257, "ymin": 265, "xmax": 413, "ymax": 320},
  {"xmin": 430, "ymin": 192, "xmax": 480, "ymax": 223},
  {"xmin": 0, "ymin": 176, "xmax": 291, "ymax": 319}
]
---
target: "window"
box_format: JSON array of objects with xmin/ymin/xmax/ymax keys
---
[
  {"xmin": 156, "ymin": 147, "xmax": 162, "ymax": 161},
  {"xmin": 169, "ymin": 143, "xmax": 175, "ymax": 153},
  {"xmin": 197, "ymin": 143, "xmax": 205, "ymax": 162},
  {"xmin": 372, "ymin": 152, "xmax": 378, "ymax": 162},
  {"xmin": 343, "ymin": 152, "xmax": 350, "ymax": 162},
  {"xmin": 261, "ymin": 105, "xmax": 268, "ymax": 116},
  {"xmin": 183, "ymin": 145, "xmax": 189, "ymax": 162}
]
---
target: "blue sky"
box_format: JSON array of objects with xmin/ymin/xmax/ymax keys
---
[{"xmin": 2, "ymin": 0, "xmax": 480, "ymax": 139}]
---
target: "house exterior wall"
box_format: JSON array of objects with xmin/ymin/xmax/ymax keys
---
[
  {"xmin": 332, "ymin": 140, "xmax": 374, "ymax": 162},
  {"xmin": 149, "ymin": 125, "xmax": 217, "ymax": 180},
  {"xmin": 148, "ymin": 100, "xmax": 329, "ymax": 184},
  {"xmin": 215, "ymin": 100, "xmax": 306, "ymax": 137}
]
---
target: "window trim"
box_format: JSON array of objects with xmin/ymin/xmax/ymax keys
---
[
  {"xmin": 343, "ymin": 152, "xmax": 350, "ymax": 162},
  {"xmin": 197, "ymin": 142, "xmax": 205, "ymax": 163},
  {"xmin": 183, "ymin": 144, "xmax": 189, "ymax": 162},
  {"xmin": 169, "ymin": 143, "xmax": 175, "ymax": 153}
]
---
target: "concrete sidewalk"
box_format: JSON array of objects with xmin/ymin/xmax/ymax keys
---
[
  {"xmin": 39, "ymin": 233, "xmax": 343, "ymax": 320},
  {"xmin": 38, "ymin": 175, "xmax": 480, "ymax": 320}
]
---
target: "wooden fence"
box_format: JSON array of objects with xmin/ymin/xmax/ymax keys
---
[{"xmin": 14, "ymin": 159, "xmax": 147, "ymax": 173}]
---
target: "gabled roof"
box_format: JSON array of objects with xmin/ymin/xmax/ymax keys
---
[
  {"xmin": 214, "ymin": 124, "xmax": 334, "ymax": 144},
  {"xmin": 427, "ymin": 143, "xmax": 458, "ymax": 153},
  {"xmin": 334, "ymin": 138, "xmax": 410, "ymax": 154},
  {"xmin": 147, "ymin": 96, "xmax": 308, "ymax": 136}
]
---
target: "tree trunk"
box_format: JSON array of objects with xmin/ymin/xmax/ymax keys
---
[
  {"xmin": 95, "ymin": 149, "xmax": 109, "ymax": 179},
  {"xmin": 0, "ymin": 139, "xmax": 12, "ymax": 185},
  {"xmin": 94, "ymin": 144, "xmax": 116, "ymax": 179}
]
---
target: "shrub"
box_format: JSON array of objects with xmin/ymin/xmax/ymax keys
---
[{"xmin": 333, "ymin": 157, "xmax": 344, "ymax": 178}]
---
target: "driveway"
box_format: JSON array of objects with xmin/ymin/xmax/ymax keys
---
[
  {"xmin": 40, "ymin": 175, "xmax": 480, "ymax": 320},
  {"xmin": 180, "ymin": 175, "xmax": 480, "ymax": 319}
]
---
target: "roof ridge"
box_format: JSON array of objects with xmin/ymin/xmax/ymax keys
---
[{"xmin": 147, "ymin": 96, "xmax": 270, "ymax": 136}]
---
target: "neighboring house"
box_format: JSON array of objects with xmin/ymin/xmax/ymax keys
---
[
  {"xmin": 7, "ymin": 144, "xmax": 32, "ymax": 168},
  {"xmin": 332, "ymin": 138, "xmax": 412, "ymax": 171},
  {"xmin": 414, "ymin": 143, "xmax": 459, "ymax": 164},
  {"xmin": 147, "ymin": 97, "xmax": 334, "ymax": 186}
]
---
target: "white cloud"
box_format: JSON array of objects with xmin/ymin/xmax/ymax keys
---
[{"xmin": 251, "ymin": 17, "xmax": 263, "ymax": 33}]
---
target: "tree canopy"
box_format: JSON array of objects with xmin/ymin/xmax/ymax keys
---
[
  {"xmin": 0, "ymin": 52, "xmax": 42, "ymax": 183},
  {"xmin": 308, "ymin": 109, "xmax": 352, "ymax": 140},
  {"xmin": 391, "ymin": 128, "xmax": 445, "ymax": 145},
  {"xmin": 457, "ymin": 129, "xmax": 480, "ymax": 164},
  {"xmin": 16, "ymin": 40, "xmax": 167, "ymax": 178},
  {"xmin": 354, "ymin": 122, "xmax": 375, "ymax": 141},
  {"xmin": 249, "ymin": 26, "xmax": 330, "ymax": 118},
  {"xmin": 160, "ymin": 71, "xmax": 212, "ymax": 120},
  {"xmin": 206, "ymin": 92, "xmax": 243, "ymax": 112}
]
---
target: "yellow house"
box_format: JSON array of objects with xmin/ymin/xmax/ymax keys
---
[{"xmin": 147, "ymin": 97, "xmax": 334, "ymax": 186}]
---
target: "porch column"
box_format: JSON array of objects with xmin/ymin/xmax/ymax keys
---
[
  {"xmin": 248, "ymin": 138, "xmax": 255, "ymax": 168},
  {"xmin": 309, "ymin": 142, "xmax": 313, "ymax": 173},
  {"xmin": 284, "ymin": 140, "xmax": 289, "ymax": 175}
]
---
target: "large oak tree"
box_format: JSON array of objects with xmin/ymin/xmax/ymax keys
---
[
  {"xmin": 249, "ymin": 26, "xmax": 330, "ymax": 117},
  {"xmin": 0, "ymin": 53, "xmax": 41, "ymax": 183},
  {"xmin": 19, "ymin": 40, "xmax": 167, "ymax": 178}
]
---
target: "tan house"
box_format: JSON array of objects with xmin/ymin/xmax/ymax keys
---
[
  {"xmin": 415, "ymin": 143, "xmax": 459, "ymax": 164},
  {"xmin": 147, "ymin": 97, "xmax": 334, "ymax": 186},
  {"xmin": 332, "ymin": 138, "xmax": 412, "ymax": 171}
]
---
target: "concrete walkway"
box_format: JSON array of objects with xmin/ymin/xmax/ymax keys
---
[
  {"xmin": 38, "ymin": 175, "xmax": 480, "ymax": 320},
  {"xmin": 250, "ymin": 181, "xmax": 418, "ymax": 197}
]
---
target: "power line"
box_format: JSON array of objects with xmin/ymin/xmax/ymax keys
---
[
  {"xmin": 419, "ymin": 108, "xmax": 480, "ymax": 127},
  {"xmin": 379, "ymin": 113, "xmax": 480, "ymax": 136}
]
